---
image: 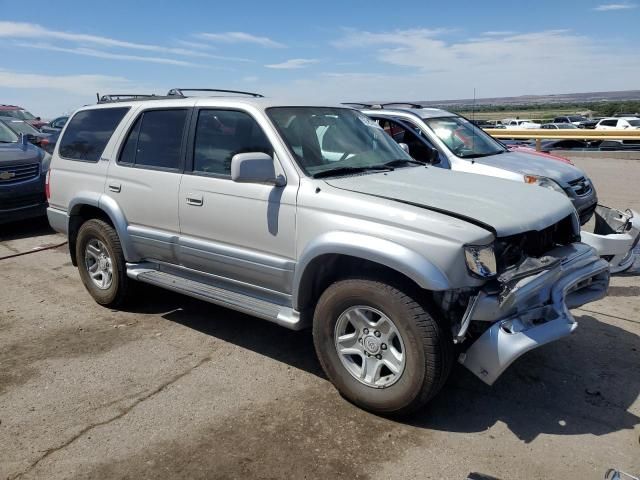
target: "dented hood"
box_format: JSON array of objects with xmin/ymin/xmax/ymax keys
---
[{"xmin": 325, "ymin": 167, "xmax": 575, "ymax": 237}]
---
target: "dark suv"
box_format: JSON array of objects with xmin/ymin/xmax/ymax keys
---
[{"xmin": 0, "ymin": 122, "xmax": 50, "ymax": 224}]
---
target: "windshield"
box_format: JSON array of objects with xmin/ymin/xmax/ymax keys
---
[
  {"xmin": 423, "ymin": 116, "xmax": 506, "ymax": 158},
  {"xmin": 1, "ymin": 119, "xmax": 38, "ymax": 135},
  {"xmin": 0, "ymin": 122, "xmax": 19, "ymax": 143},
  {"xmin": 267, "ymin": 107, "xmax": 414, "ymax": 177},
  {"xmin": 628, "ymin": 120, "xmax": 640, "ymax": 127},
  {"xmin": 0, "ymin": 109, "xmax": 35, "ymax": 121}
]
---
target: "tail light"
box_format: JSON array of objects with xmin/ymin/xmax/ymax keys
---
[{"xmin": 45, "ymin": 169, "xmax": 51, "ymax": 200}]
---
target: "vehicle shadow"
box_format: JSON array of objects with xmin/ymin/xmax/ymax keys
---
[
  {"xmin": 130, "ymin": 286, "xmax": 325, "ymax": 377},
  {"xmin": 411, "ymin": 314, "xmax": 640, "ymax": 443},
  {"xmin": 138, "ymin": 286, "xmax": 639, "ymax": 443},
  {"xmin": 0, "ymin": 217, "xmax": 54, "ymax": 242}
]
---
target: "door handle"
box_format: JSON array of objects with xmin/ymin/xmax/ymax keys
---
[
  {"xmin": 186, "ymin": 195, "xmax": 203, "ymax": 206},
  {"xmin": 108, "ymin": 183, "xmax": 121, "ymax": 193}
]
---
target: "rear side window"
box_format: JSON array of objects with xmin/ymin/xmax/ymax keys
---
[
  {"xmin": 59, "ymin": 108, "xmax": 129, "ymax": 161},
  {"xmin": 118, "ymin": 109, "xmax": 188, "ymax": 170}
]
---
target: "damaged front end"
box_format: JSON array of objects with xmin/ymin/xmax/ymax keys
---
[
  {"xmin": 581, "ymin": 205, "xmax": 640, "ymax": 274},
  {"xmin": 438, "ymin": 214, "xmax": 611, "ymax": 386}
]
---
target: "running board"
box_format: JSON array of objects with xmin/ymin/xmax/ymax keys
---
[{"xmin": 127, "ymin": 265, "xmax": 305, "ymax": 330}]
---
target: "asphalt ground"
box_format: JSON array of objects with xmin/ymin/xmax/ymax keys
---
[{"xmin": 0, "ymin": 155, "xmax": 638, "ymax": 480}]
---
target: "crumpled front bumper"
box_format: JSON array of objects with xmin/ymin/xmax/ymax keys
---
[
  {"xmin": 581, "ymin": 205, "xmax": 640, "ymax": 274},
  {"xmin": 459, "ymin": 243, "xmax": 610, "ymax": 385}
]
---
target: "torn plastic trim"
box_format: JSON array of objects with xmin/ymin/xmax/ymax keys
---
[
  {"xmin": 459, "ymin": 243, "xmax": 609, "ymax": 385},
  {"xmin": 581, "ymin": 205, "xmax": 640, "ymax": 274}
]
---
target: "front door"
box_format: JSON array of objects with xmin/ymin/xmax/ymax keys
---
[{"xmin": 178, "ymin": 108, "xmax": 297, "ymax": 301}]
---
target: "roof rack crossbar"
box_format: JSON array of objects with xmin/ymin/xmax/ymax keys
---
[
  {"xmin": 97, "ymin": 94, "xmax": 162, "ymax": 104},
  {"xmin": 342, "ymin": 102, "xmax": 424, "ymax": 110},
  {"xmin": 341, "ymin": 102, "xmax": 376, "ymax": 108},
  {"xmin": 378, "ymin": 102, "xmax": 424, "ymax": 109},
  {"xmin": 167, "ymin": 88, "xmax": 264, "ymax": 98}
]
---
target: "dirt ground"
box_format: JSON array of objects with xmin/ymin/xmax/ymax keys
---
[{"xmin": 1, "ymin": 156, "xmax": 638, "ymax": 480}]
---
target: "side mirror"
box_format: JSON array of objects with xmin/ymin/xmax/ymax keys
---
[
  {"xmin": 231, "ymin": 152, "xmax": 285, "ymax": 186},
  {"xmin": 398, "ymin": 143, "xmax": 410, "ymax": 154},
  {"xmin": 427, "ymin": 146, "xmax": 440, "ymax": 164},
  {"xmin": 36, "ymin": 117, "xmax": 41, "ymax": 121}
]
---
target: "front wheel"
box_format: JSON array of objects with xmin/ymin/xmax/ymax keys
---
[{"xmin": 313, "ymin": 278, "xmax": 453, "ymax": 416}]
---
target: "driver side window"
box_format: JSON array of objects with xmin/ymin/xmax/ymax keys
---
[{"xmin": 378, "ymin": 118, "xmax": 441, "ymax": 165}]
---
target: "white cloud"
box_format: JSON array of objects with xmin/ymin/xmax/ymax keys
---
[
  {"xmin": 0, "ymin": 21, "xmax": 251, "ymax": 63},
  {"xmin": 258, "ymin": 28, "xmax": 640, "ymax": 103},
  {"xmin": 593, "ymin": 3, "xmax": 637, "ymax": 10},
  {"xmin": 265, "ymin": 58, "xmax": 319, "ymax": 69},
  {"xmin": 0, "ymin": 69, "xmax": 132, "ymax": 95},
  {"xmin": 198, "ymin": 32, "xmax": 285, "ymax": 48},
  {"xmin": 17, "ymin": 42, "xmax": 198, "ymax": 66},
  {"xmin": 482, "ymin": 30, "xmax": 517, "ymax": 36}
]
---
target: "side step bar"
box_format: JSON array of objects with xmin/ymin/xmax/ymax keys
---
[{"xmin": 127, "ymin": 265, "xmax": 305, "ymax": 330}]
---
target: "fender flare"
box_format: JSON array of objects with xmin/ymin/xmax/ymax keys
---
[
  {"xmin": 293, "ymin": 231, "xmax": 451, "ymax": 310},
  {"xmin": 68, "ymin": 193, "xmax": 136, "ymax": 261}
]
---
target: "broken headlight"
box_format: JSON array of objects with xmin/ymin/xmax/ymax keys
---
[
  {"xmin": 524, "ymin": 175, "xmax": 566, "ymax": 195},
  {"xmin": 464, "ymin": 244, "xmax": 497, "ymax": 278}
]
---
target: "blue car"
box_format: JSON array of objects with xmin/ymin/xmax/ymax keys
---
[{"xmin": 0, "ymin": 121, "xmax": 50, "ymax": 224}]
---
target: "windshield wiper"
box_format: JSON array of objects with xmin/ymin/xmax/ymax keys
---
[
  {"xmin": 313, "ymin": 165, "xmax": 394, "ymax": 179},
  {"xmin": 460, "ymin": 151, "xmax": 504, "ymax": 159},
  {"xmin": 382, "ymin": 158, "xmax": 427, "ymax": 167}
]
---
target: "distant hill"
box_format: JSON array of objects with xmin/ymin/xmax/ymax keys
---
[{"xmin": 412, "ymin": 90, "xmax": 640, "ymax": 109}]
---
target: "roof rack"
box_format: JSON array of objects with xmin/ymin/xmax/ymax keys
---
[
  {"xmin": 166, "ymin": 88, "xmax": 264, "ymax": 98},
  {"xmin": 378, "ymin": 102, "xmax": 423, "ymax": 109},
  {"xmin": 341, "ymin": 102, "xmax": 377, "ymax": 108},
  {"xmin": 342, "ymin": 102, "xmax": 424, "ymax": 110},
  {"xmin": 97, "ymin": 94, "xmax": 165, "ymax": 104}
]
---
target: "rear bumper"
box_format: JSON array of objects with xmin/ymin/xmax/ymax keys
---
[
  {"xmin": 460, "ymin": 243, "xmax": 609, "ymax": 385},
  {"xmin": 581, "ymin": 205, "xmax": 639, "ymax": 274},
  {"xmin": 46, "ymin": 206, "xmax": 69, "ymax": 235}
]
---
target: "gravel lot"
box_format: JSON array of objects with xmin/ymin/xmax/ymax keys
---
[{"xmin": 1, "ymin": 155, "xmax": 639, "ymax": 480}]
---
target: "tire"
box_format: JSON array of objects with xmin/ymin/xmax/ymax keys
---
[
  {"xmin": 313, "ymin": 278, "xmax": 453, "ymax": 416},
  {"xmin": 76, "ymin": 218, "xmax": 131, "ymax": 308}
]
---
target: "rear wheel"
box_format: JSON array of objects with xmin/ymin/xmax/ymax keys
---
[
  {"xmin": 313, "ymin": 278, "xmax": 453, "ymax": 415},
  {"xmin": 76, "ymin": 218, "xmax": 131, "ymax": 307}
]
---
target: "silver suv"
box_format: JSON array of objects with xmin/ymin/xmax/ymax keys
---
[{"xmin": 47, "ymin": 89, "xmax": 610, "ymax": 415}]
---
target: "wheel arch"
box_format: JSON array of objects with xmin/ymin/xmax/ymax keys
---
[
  {"xmin": 67, "ymin": 193, "xmax": 134, "ymax": 265},
  {"xmin": 293, "ymin": 232, "xmax": 450, "ymax": 312}
]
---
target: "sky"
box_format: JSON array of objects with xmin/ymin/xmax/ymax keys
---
[{"xmin": 1, "ymin": 0, "xmax": 639, "ymax": 117}]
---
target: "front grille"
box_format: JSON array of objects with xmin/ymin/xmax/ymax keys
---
[
  {"xmin": 0, "ymin": 163, "xmax": 40, "ymax": 184},
  {"xmin": 0, "ymin": 192, "xmax": 46, "ymax": 211},
  {"xmin": 568, "ymin": 176, "xmax": 592, "ymax": 197},
  {"xmin": 495, "ymin": 215, "xmax": 578, "ymax": 271}
]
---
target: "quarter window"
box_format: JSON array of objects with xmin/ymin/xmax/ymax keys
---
[
  {"xmin": 59, "ymin": 108, "xmax": 129, "ymax": 161},
  {"xmin": 192, "ymin": 109, "xmax": 273, "ymax": 176},
  {"xmin": 118, "ymin": 109, "xmax": 188, "ymax": 170}
]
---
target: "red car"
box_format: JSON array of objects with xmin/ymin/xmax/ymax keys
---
[{"xmin": 0, "ymin": 105, "xmax": 47, "ymax": 129}]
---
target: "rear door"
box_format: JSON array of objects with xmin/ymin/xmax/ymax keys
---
[{"xmin": 105, "ymin": 107, "xmax": 191, "ymax": 264}]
